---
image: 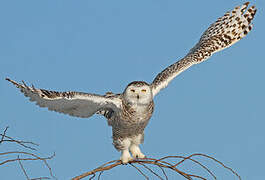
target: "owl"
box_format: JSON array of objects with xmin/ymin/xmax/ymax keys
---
[{"xmin": 6, "ymin": 2, "xmax": 256, "ymax": 163}]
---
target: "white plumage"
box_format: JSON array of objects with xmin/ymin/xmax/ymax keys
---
[
  {"xmin": 151, "ymin": 2, "xmax": 256, "ymax": 96},
  {"xmin": 7, "ymin": 2, "xmax": 257, "ymax": 163}
]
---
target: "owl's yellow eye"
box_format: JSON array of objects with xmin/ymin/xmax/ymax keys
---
[
  {"xmin": 130, "ymin": 89, "xmax": 135, "ymax": 93},
  {"xmin": 141, "ymin": 89, "xmax": 146, "ymax": 93}
]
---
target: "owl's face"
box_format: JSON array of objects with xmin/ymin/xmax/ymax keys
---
[{"xmin": 123, "ymin": 81, "xmax": 153, "ymax": 105}]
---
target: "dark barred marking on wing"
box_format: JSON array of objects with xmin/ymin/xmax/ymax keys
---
[
  {"xmin": 96, "ymin": 92, "xmax": 122, "ymax": 125},
  {"xmin": 6, "ymin": 78, "xmax": 122, "ymax": 118},
  {"xmin": 151, "ymin": 2, "xmax": 256, "ymax": 96}
]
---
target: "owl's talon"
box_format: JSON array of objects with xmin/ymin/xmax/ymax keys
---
[
  {"xmin": 120, "ymin": 156, "xmax": 133, "ymax": 164},
  {"xmin": 130, "ymin": 144, "xmax": 146, "ymax": 159},
  {"xmin": 135, "ymin": 154, "xmax": 146, "ymax": 159},
  {"xmin": 120, "ymin": 150, "xmax": 133, "ymax": 164}
]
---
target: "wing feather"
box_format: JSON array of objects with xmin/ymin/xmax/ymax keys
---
[
  {"xmin": 151, "ymin": 2, "xmax": 256, "ymax": 96},
  {"xmin": 6, "ymin": 78, "xmax": 121, "ymax": 118}
]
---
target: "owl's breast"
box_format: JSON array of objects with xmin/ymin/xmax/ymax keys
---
[
  {"xmin": 124, "ymin": 100, "xmax": 154, "ymax": 122},
  {"xmin": 111, "ymin": 101, "xmax": 154, "ymax": 138}
]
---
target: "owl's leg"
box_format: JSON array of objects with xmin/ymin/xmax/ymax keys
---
[
  {"xmin": 120, "ymin": 149, "xmax": 133, "ymax": 164},
  {"xmin": 130, "ymin": 144, "xmax": 145, "ymax": 159},
  {"xmin": 130, "ymin": 134, "xmax": 146, "ymax": 159},
  {"xmin": 113, "ymin": 138, "xmax": 133, "ymax": 164}
]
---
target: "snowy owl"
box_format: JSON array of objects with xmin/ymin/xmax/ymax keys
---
[{"xmin": 6, "ymin": 2, "xmax": 256, "ymax": 163}]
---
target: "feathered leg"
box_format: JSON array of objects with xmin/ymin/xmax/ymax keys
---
[
  {"xmin": 130, "ymin": 134, "xmax": 145, "ymax": 159},
  {"xmin": 113, "ymin": 138, "xmax": 133, "ymax": 164}
]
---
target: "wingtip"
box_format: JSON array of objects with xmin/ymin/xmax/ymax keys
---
[
  {"xmin": 5, "ymin": 78, "xmax": 20, "ymax": 87},
  {"xmin": 244, "ymin": 2, "xmax": 250, "ymax": 6},
  {"xmin": 6, "ymin": 78, "xmax": 15, "ymax": 84}
]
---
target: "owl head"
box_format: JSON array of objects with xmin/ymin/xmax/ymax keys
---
[{"xmin": 123, "ymin": 81, "xmax": 153, "ymax": 105}]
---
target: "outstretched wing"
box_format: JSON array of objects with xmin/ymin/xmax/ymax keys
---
[
  {"xmin": 151, "ymin": 2, "xmax": 257, "ymax": 96},
  {"xmin": 6, "ymin": 78, "xmax": 122, "ymax": 118}
]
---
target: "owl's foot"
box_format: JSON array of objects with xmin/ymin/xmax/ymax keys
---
[
  {"xmin": 130, "ymin": 144, "xmax": 146, "ymax": 159},
  {"xmin": 120, "ymin": 149, "xmax": 133, "ymax": 164}
]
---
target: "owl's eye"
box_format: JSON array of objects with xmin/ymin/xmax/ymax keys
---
[
  {"xmin": 130, "ymin": 89, "xmax": 135, "ymax": 93},
  {"xmin": 141, "ymin": 89, "xmax": 146, "ymax": 93}
]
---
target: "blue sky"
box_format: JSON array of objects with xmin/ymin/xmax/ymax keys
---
[{"xmin": 1, "ymin": 0, "xmax": 264, "ymax": 179}]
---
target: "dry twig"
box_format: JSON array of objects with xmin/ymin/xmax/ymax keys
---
[
  {"xmin": 0, "ymin": 126, "xmax": 9, "ymax": 144},
  {"xmin": 0, "ymin": 126, "xmax": 55, "ymax": 179},
  {"xmin": 72, "ymin": 153, "xmax": 241, "ymax": 180},
  {"xmin": 0, "ymin": 126, "xmax": 39, "ymax": 150}
]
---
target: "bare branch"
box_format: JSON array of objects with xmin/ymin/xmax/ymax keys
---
[
  {"xmin": 97, "ymin": 171, "xmax": 103, "ymax": 180},
  {"xmin": 172, "ymin": 153, "xmax": 241, "ymax": 180},
  {"xmin": 156, "ymin": 163, "xmax": 168, "ymax": 180},
  {"xmin": 156, "ymin": 155, "xmax": 216, "ymax": 179},
  {"xmin": 18, "ymin": 155, "xmax": 30, "ymax": 180},
  {"xmin": 0, "ymin": 127, "xmax": 55, "ymax": 180},
  {"xmin": 129, "ymin": 163, "xmax": 149, "ymax": 180},
  {"xmin": 0, "ymin": 126, "xmax": 9, "ymax": 144},
  {"xmin": 88, "ymin": 173, "xmax": 95, "ymax": 180},
  {"xmin": 138, "ymin": 162, "xmax": 164, "ymax": 180},
  {"xmin": 72, "ymin": 153, "xmax": 241, "ymax": 180},
  {"xmin": 1, "ymin": 127, "xmax": 240, "ymax": 180},
  {"xmin": 0, "ymin": 126, "xmax": 39, "ymax": 150}
]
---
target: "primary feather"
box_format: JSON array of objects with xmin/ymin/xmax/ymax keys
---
[
  {"xmin": 6, "ymin": 78, "xmax": 121, "ymax": 118},
  {"xmin": 151, "ymin": 2, "xmax": 257, "ymax": 96},
  {"xmin": 6, "ymin": 2, "xmax": 257, "ymax": 164}
]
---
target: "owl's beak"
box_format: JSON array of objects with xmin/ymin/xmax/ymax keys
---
[{"xmin": 136, "ymin": 94, "xmax": 140, "ymax": 99}]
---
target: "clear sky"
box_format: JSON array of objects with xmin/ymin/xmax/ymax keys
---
[{"xmin": 1, "ymin": 0, "xmax": 264, "ymax": 179}]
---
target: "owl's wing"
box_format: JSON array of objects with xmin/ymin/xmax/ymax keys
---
[
  {"xmin": 6, "ymin": 78, "xmax": 122, "ymax": 118},
  {"xmin": 151, "ymin": 2, "xmax": 256, "ymax": 97}
]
